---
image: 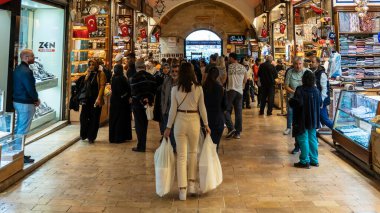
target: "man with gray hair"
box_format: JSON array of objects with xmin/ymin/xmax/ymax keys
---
[
  {"xmin": 130, "ymin": 58, "xmax": 157, "ymax": 152},
  {"xmin": 284, "ymin": 57, "xmax": 310, "ymax": 153},
  {"xmin": 258, "ymin": 55, "xmax": 277, "ymax": 116},
  {"xmin": 13, "ymin": 49, "xmax": 40, "ymax": 163}
]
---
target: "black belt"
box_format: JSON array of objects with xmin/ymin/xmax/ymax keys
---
[{"xmin": 177, "ymin": 110, "xmax": 198, "ymax": 113}]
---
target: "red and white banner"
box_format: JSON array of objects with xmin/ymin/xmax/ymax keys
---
[{"xmin": 84, "ymin": 15, "xmax": 97, "ymax": 33}]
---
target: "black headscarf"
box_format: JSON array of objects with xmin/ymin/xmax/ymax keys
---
[{"xmin": 114, "ymin": 64, "xmax": 124, "ymax": 76}]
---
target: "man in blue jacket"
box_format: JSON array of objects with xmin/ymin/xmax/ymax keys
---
[{"xmin": 13, "ymin": 49, "xmax": 40, "ymax": 163}]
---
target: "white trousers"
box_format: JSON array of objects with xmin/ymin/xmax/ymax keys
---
[{"xmin": 174, "ymin": 112, "xmax": 200, "ymax": 188}]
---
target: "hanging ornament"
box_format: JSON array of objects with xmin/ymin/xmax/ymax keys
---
[
  {"xmin": 309, "ymin": 4, "xmax": 326, "ymax": 15},
  {"xmin": 261, "ymin": 26, "xmax": 268, "ymax": 38},
  {"xmin": 120, "ymin": 23, "xmax": 130, "ymax": 37},
  {"xmin": 139, "ymin": 28, "xmax": 147, "ymax": 39},
  {"xmin": 280, "ymin": 22, "xmax": 286, "ymax": 34},
  {"xmin": 155, "ymin": 0, "xmax": 166, "ymax": 17}
]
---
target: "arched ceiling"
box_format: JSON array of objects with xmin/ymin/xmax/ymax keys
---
[
  {"xmin": 159, "ymin": 1, "xmax": 250, "ymax": 39},
  {"xmin": 146, "ymin": 0, "xmax": 259, "ymax": 25}
]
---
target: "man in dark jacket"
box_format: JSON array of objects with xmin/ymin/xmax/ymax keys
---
[
  {"xmin": 126, "ymin": 53, "xmax": 136, "ymax": 79},
  {"xmin": 130, "ymin": 59, "xmax": 157, "ymax": 152},
  {"xmin": 13, "ymin": 49, "xmax": 40, "ymax": 163},
  {"xmin": 258, "ymin": 55, "xmax": 277, "ymax": 116},
  {"xmin": 310, "ymin": 56, "xmax": 333, "ymax": 129}
]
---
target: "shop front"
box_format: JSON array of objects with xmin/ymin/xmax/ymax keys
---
[
  {"xmin": 68, "ymin": 0, "xmax": 112, "ymax": 123},
  {"xmin": 253, "ymin": 2, "xmax": 270, "ymax": 61},
  {"xmin": 0, "ymin": 0, "xmax": 68, "ymax": 185},
  {"xmin": 112, "ymin": 1, "xmax": 135, "ymax": 67},
  {"xmin": 328, "ymin": 0, "xmax": 380, "ymax": 173},
  {"xmin": 19, "ymin": 0, "xmax": 67, "ymax": 133},
  {"xmin": 293, "ymin": 0, "xmax": 333, "ymax": 60}
]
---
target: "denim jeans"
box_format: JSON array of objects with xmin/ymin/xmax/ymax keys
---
[
  {"xmin": 286, "ymin": 99, "xmax": 293, "ymax": 129},
  {"xmin": 296, "ymin": 129, "xmax": 319, "ymax": 164},
  {"xmin": 13, "ymin": 102, "xmax": 36, "ymax": 135},
  {"xmin": 225, "ymin": 90, "xmax": 243, "ymax": 133},
  {"xmin": 320, "ymin": 104, "xmax": 333, "ymax": 129}
]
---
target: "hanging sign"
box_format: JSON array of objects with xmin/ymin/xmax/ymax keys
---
[{"xmin": 227, "ymin": 35, "xmax": 246, "ymax": 44}]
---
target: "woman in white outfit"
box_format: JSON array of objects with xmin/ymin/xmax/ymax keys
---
[{"xmin": 164, "ymin": 63, "xmax": 211, "ymax": 201}]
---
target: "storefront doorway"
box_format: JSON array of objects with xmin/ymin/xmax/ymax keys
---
[{"xmin": 185, "ymin": 30, "xmax": 222, "ymax": 62}]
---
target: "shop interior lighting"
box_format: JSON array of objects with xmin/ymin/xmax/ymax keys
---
[{"xmin": 262, "ymin": 14, "xmax": 267, "ymax": 24}]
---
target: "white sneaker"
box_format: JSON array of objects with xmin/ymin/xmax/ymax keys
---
[
  {"xmin": 283, "ymin": 128, "xmax": 291, "ymax": 135},
  {"xmin": 179, "ymin": 188, "xmax": 187, "ymax": 201},
  {"xmin": 188, "ymin": 181, "xmax": 196, "ymax": 194}
]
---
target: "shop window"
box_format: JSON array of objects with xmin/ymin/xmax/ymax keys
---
[
  {"xmin": 0, "ymin": 9, "xmax": 11, "ymax": 113},
  {"xmin": 19, "ymin": 0, "xmax": 65, "ymax": 132}
]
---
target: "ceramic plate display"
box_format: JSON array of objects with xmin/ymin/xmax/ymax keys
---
[{"xmin": 89, "ymin": 4, "xmax": 100, "ymax": 15}]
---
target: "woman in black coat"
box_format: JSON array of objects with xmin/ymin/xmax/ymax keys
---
[
  {"xmin": 109, "ymin": 64, "xmax": 132, "ymax": 143},
  {"xmin": 203, "ymin": 67, "xmax": 226, "ymax": 151}
]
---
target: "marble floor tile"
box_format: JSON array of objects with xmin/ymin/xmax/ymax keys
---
[{"xmin": 1, "ymin": 107, "xmax": 380, "ymax": 212}]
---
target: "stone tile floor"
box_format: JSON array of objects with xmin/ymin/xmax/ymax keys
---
[{"xmin": 1, "ymin": 107, "xmax": 380, "ymax": 213}]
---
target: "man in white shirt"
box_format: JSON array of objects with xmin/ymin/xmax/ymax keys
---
[
  {"xmin": 225, "ymin": 53, "xmax": 247, "ymax": 139},
  {"xmin": 310, "ymin": 56, "xmax": 333, "ymax": 129}
]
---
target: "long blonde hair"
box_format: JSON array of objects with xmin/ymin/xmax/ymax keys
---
[{"xmin": 216, "ymin": 56, "xmax": 225, "ymax": 68}]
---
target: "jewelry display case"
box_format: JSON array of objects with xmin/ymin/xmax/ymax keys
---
[
  {"xmin": 0, "ymin": 112, "xmax": 24, "ymax": 183},
  {"xmin": 332, "ymin": 90, "xmax": 380, "ymax": 165}
]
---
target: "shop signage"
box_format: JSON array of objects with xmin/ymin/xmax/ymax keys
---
[
  {"xmin": 227, "ymin": 35, "xmax": 246, "ymax": 44},
  {"xmin": 186, "ymin": 41, "xmax": 222, "ymax": 45},
  {"xmin": 38, "ymin": 42, "xmax": 56, "ymax": 52},
  {"xmin": 125, "ymin": 0, "xmax": 141, "ymax": 11}
]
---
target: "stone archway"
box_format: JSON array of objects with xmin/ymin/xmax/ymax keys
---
[{"xmin": 185, "ymin": 29, "xmax": 222, "ymax": 61}]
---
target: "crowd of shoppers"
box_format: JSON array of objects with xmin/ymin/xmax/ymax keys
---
[{"xmin": 11, "ymin": 45, "xmax": 329, "ymax": 203}]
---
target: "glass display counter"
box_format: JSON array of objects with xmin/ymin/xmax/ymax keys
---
[
  {"xmin": 0, "ymin": 112, "xmax": 24, "ymax": 183},
  {"xmin": 333, "ymin": 91, "xmax": 380, "ymax": 164}
]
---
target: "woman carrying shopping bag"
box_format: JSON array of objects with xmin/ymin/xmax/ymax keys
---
[
  {"xmin": 202, "ymin": 67, "xmax": 225, "ymax": 151},
  {"xmin": 164, "ymin": 63, "xmax": 211, "ymax": 201}
]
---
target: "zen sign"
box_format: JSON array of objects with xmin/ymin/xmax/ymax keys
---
[
  {"xmin": 228, "ymin": 35, "xmax": 246, "ymax": 45},
  {"xmin": 38, "ymin": 42, "xmax": 56, "ymax": 52}
]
